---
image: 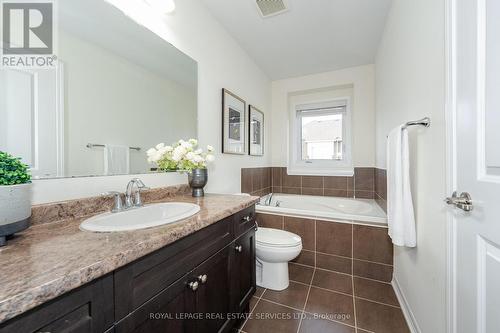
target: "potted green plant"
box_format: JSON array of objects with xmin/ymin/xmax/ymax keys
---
[
  {"xmin": 147, "ymin": 139, "xmax": 215, "ymax": 197},
  {"xmin": 0, "ymin": 151, "xmax": 32, "ymax": 246}
]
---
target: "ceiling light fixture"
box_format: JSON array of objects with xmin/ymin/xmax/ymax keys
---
[{"xmin": 144, "ymin": 0, "xmax": 175, "ymax": 14}]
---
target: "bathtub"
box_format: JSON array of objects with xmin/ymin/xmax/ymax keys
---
[{"xmin": 256, "ymin": 194, "xmax": 387, "ymax": 226}]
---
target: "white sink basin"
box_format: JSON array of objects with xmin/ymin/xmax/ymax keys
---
[{"xmin": 80, "ymin": 202, "xmax": 201, "ymax": 232}]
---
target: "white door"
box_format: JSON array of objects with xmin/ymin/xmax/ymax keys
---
[
  {"xmin": 450, "ymin": 0, "xmax": 500, "ymax": 332},
  {"xmin": 0, "ymin": 65, "xmax": 64, "ymax": 178}
]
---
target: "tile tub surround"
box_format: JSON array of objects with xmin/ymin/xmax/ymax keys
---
[
  {"xmin": 237, "ymin": 267, "xmax": 409, "ymax": 333},
  {"xmin": 0, "ymin": 193, "xmax": 259, "ymax": 324},
  {"xmin": 241, "ymin": 167, "xmax": 379, "ymax": 199},
  {"xmin": 374, "ymin": 168, "xmax": 387, "ymax": 213},
  {"xmin": 256, "ymin": 213, "xmax": 394, "ymax": 283},
  {"xmin": 241, "ymin": 167, "xmax": 272, "ymax": 197}
]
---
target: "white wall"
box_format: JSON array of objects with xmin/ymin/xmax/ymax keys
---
[
  {"xmin": 375, "ymin": 0, "xmax": 447, "ymax": 332},
  {"xmin": 271, "ymin": 64, "xmax": 375, "ymax": 167},
  {"xmin": 31, "ymin": 0, "xmax": 271, "ymax": 204}
]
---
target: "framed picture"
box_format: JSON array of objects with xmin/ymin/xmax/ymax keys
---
[
  {"xmin": 222, "ymin": 88, "xmax": 247, "ymax": 154},
  {"xmin": 249, "ymin": 105, "xmax": 264, "ymax": 156}
]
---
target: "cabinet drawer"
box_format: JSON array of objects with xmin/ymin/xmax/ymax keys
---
[
  {"xmin": 0, "ymin": 275, "xmax": 114, "ymax": 333},
  {"xmin": 232, "ymin": 205, "xmax": 256, "ymax": 238},
  {"xmin": 114, "ymin": 217, "xmax": 232, "ymax": 320}
]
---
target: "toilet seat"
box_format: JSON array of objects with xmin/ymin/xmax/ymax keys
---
[{"xmin": 256, "ymin": 227, "xmax": 302, "ymax": 248}]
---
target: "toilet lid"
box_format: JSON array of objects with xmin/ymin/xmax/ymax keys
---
[{"xmin": 256, "ymin": 227, "xmax": 302, "ymax": 247}]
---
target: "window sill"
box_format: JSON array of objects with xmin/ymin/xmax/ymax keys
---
[{"xmin": 286, "ymin": 167, "xmax": 354, "ymax": 177}]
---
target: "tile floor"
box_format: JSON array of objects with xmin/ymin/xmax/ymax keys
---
[{"xmin": 236, "ymin": 263, "xmax": 410, "ymax": 333}]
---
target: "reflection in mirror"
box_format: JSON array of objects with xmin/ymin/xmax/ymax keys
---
[{"xmin": 0, "ymin": 0, "xmax": 197, "ymax": 179}]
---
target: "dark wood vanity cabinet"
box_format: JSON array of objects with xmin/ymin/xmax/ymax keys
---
[
  {"xmin": 0, "ymin": 275, "xmax": 114, "ymax": 333},
  {"xmin": 0, "ymin": 205, "xmax": 256, "ymax": 333}
]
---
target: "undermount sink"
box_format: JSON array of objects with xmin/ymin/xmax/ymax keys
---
[{"xmin": 80, "ymin": 202, "xmax": 201, "ymax": 232}]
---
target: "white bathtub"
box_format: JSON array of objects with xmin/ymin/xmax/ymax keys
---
[{"xmin": 256, "ymin": 194, "xmax": 387, "ymax": 226}]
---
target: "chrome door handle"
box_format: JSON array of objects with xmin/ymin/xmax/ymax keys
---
[
  {"xmin": 445, "ymin": 191, "xmax": 473, "ymax": 212},
  {"xmin": 235, "ymin": 245, "xmax": 242, "ymax": 253}
]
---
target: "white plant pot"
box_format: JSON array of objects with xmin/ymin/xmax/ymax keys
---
[{"xmin": 0, "ymin": 183, "xmax": 32, "ymax": 245}]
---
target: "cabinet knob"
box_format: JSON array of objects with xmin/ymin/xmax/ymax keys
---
[
  {"xmin": 188, "ymin": 281, "xmax": 199, "ymax": 291},
  {"xmin": 242, "ymin": 215, "xmax": 252, "ymax": 222},
  {"xmin": 197, "ymin": 274, "xmax": 208, "ymax": 284},
  {"xmin": 235, "ymin": 245, "xmax": 242, "ymax": 253}
]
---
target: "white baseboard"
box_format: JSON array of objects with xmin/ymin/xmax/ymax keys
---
[{"xmin": 392, "ymin": 277, "xmax": 422, "ymax": 333}]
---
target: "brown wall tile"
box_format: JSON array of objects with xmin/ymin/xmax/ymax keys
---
[
  {"xmin": 252, "ymin": 168, "xmax": 263, "ymax": 192},
  {"xmin": 347, "ymin": 176, "xmax": 355, "ymax": 191},
  {"xmin": 354, "ymin": 190, "xmax": 375, "ymax": 199},
  {"xmin": 324, "ymin": 176, "xmax": 348, "ymax": 190},
  {"xmin": 354, "ymin": 168, "xmax": 375, "ymax": 191},
  {"xmin": 316, "ymin": 253, "xmax": 352, "ymax": 275},
  {"xmin": 281, "ymin": 187, "xmax": 301, "ymax": 194},
  {"xmin": 302, "ymin": 176, "xmax": 323, "ymax": 188},
  {"xmin": 272, "ymin": 167, "xmax": 282, "ymax": 187},
  {"xmin": 316, "ymin": 221, "xmax": 352, "ymax": 257},
  {"xmin": 375, "ymin": 168, "xmax": 387, "ymax": 200},
  {"xmin": 252, "ymin": 188, "xmax": 271, "ymax": 197},
  {"xmin": 241, "ymin": 168, "xmax": 252, "ymax": 194},
  {"xmin": 353, "ymin": 225, "xmax": 393, "ymax": 264},
  {"xmin": 324, "ymin": 189, "xmax": 348, "ymax": 197},
  {"xmin": 244, "ymin": 166, "xmax": 378, "ymax": 199},
  {"xmin": 302, "ymin": 188, "xmax": 323, "ymax": 196},
  {"xmin": 256, "ymin": 213, "xmax": 284, "ymax": 229},
  {"xmin": 353, "ymin": 260, "xmax": 393, "ymax": 282},
  {"xmin": 272, "ymin": 186, "xmax": 282, "ymax": 193},
  {"xmin": 284, "ymin": 217, "xmax": 315, "ymax": 251},
  {"xmin": 263, "ymin": 168, "xmax": 271, "ymax": 189},
  {"xmin": 282, "ymin": 172, "xmax": 301, "ymax": 187}
]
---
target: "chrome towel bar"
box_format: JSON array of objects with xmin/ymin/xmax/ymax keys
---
[
  {"xmin": 86, "ymin": 143, "xmax": 141, "ymax": 151},
  {"xmin": 402, "ymin": 117, "xmax": 431, "ymax": 129}
]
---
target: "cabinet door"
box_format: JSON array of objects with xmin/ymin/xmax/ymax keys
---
[
  {"xmin": 114, "ymin": 218, "xmax": 232, "ymax": 320},
  {"xmin": 191, "ymin": 246, "xmax": 232, "ymax": 333},
  {"xmin": 231, "ymin": 228, "xmax": 256, "ymax": 313},
  {"xmin": 0, "ymin": 275, "xmax": 114, "ymax": 333},
  {"xmin": 115, "ymin": 274, "xmax": 196, "ymax": 333}
]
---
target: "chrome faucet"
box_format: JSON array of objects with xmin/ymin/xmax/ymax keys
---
[
  {"xmin": 102, "ymin": 178, "xmax": 149, "ymax": 213},
  {"xmin": 125, "ymin": 178, "xmax": 149, "ymax": 208},
  {"xmin": 102, "ymin": 191, "xmax": 124, "ymax": 213},
  {"xmin": 264, "ymin": 193, "xmax": 274, "ymax": 206}
]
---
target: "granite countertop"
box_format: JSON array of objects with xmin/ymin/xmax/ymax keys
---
[{"xmin": 0, "ymin": 193, "xmax": 259, "ymax": 324}]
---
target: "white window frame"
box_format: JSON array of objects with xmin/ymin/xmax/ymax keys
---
[{"xmin": 288, "ymin": 97, "xmax": 353, "ymax": 176}]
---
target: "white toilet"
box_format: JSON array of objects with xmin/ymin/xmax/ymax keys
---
[{"xmin": 255, "ymin": 227, "xmax": 302, "ymax": 291}]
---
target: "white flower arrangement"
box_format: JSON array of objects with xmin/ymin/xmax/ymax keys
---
[{"xmin": 147, "ymin": 139, "xmax": 215, "ymax": 172}]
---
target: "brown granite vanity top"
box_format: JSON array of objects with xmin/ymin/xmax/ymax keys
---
[{"xmin": 0, "ymin": 191, "xmax": 259, "ymax": 324}]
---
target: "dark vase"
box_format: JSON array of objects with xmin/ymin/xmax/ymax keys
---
[{"xmin": 187, "ymin": 168, "xmax": 208, "ymax": 197}]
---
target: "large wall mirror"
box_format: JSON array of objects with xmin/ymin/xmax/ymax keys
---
[{"xmin": 0, "ymin": 0, "xmax": 198, "ymax": 179}]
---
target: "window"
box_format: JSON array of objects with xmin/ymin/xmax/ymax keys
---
[{"xmin": 288, "ymin": 99, "xmax": 353, "ymax": 176}]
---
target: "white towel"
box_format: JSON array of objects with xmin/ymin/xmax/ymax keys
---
[
  {"xmin": 386, "ymin": 125, "xmax": 416, "ymax": 247},
  {"xmin": 104, "ymin": 144, "xmax": 130, "ymax": 175}
]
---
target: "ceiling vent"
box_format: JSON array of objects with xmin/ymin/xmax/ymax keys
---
[{"xmin": 255, "ymin": 0, "xmax": 289, "ymax": 18}]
